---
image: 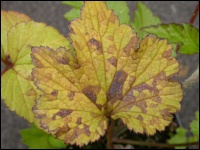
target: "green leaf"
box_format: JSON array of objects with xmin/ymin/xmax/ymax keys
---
[
  {"xmin": 106, "ymin": 1, "xmax": 130, "ymax": 24},
  {"xmin": 20, "ymin": 124, "xmax": 66, "ymax": 149},
  {"xmin": 62, "ymin": 1, "xmax": 84, "ymax": 9},
  {"xmin": 62, "ymin": 1, "xmax": 130, "ymax": 24},
  {"xmin": 190, "ymin": 111, "xmax": 199, "ymax": 136},
  {"xmin": 131, "ymin": 2, "xmax": 161, "ymax": 40},
  {"xmin": 1, "ymin": 21, "xmax": 70, "ymax": 123},
  {"xmin": 168, "ymin": 127, "xmax": 187, "ymax": 149},
  {"xmin": 189, "ymin": 111, "xmax": 199, "ymax": 142},
  {"xmin": 171, "ymin": 44, "xmax": 178, "ymax": 57},
  {"xmin": 142, "ymin": 23, "xmax": 199, "ymax": 54},
  {"xmin": 64, "ymin": 8, "xmax": 81, "ymax": 21}
]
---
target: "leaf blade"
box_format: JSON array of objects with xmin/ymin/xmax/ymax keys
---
[
  {"xmin": 1, "ymin": 10, "xmax": 31, "ymax": 60},
  {"xmin": 142, "ymin": 23, "xmax": 199, "ymax": 54},
  {"xmin": 64, "ymin": 8, "xmax": 81, "ymax": 21},
  {"xmin": 131, "ymin": 2, "xmax": 161, "ymax": 40},
  {"xmin": 106, "ymin": 1, "xmax": 130, "ymax": 24},
  {"xmin": 1, "ymin": 20, "xmax": 70, "ymax": 123},
  {"xmin": 20, "ymin": 124, "xmax": 66, "ymax": 149}
]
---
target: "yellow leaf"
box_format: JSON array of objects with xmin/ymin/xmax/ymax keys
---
[
  {"xmin": 1, "ymin": 10, "xmax": 31, "ymax": 61},
  {"xmin": 32, "ymin": 2, "xmax": 183, "ymax": 146},
  {"xmin": 1, "ymin": 20, "xmax": 70, "ymax": 123}
]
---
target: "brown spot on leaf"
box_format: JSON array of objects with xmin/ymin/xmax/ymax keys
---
[
  {"xmin": 159, "ymin": 108, "xmax": 170, "ymax": 117},
  {"xmin": 107, "ymin": 70, "xmax": 128, "ymax": 103},
  {"xmin": 150, "ymin": 103, "xmax": 158, "ymax": 108},
  {"xmin": 129, "ymin": 76, "xmax": 136, "ymax": 87},
  {"xmin": 134, "ymin": 83, "xmax": 153, "ymax": 92},
  {"xmin": 27, "ymin": 75, "xmax": 34, "ymax": 81},
  {"xmin": 26, "ymin": 88, "xmax": 36, "ymax": 96},
  {"xmin": 108, "ymin": 56, "xmax": 117, "ymax": 67},
  {"xmin": 109, "ymin": 12, "xmax": 116, "ymax": 23},
  {"xmin": 162, "ymin": 49, "xmax": 172, "ymax": 58},
  {"xmin": 136, "ymin": 101, "xmax": 147, "ymax": 113},
  {"xmin": 84, "ymin": 124, "xmax": 91, "ymax": 136},
  {"xmin": 53, "ymin": 109, "xmax": 72, "ymax": 119},
  {"xmin": 31, "ymin": 54, "xmax": 44, "ymax": 68},
  {"xmin": 57, "ymin": 56, "xmax": 70, "ymax": 65},
  {"xmin": 51, "ymin": 90, "xmax": 58, "ymax": 97},
  {"xmin": 107, "ymin": 35, "xmax": 114, "ymax": 41},
  {"xmin": 46, "ymin": 73, "xmax": 52, "ymax": 80},
  {"xmin": 68, "ymin": 92, "xmax": 75, "ymax": 101},
  {"xmin": 82, "ymin": 86, "xmax": 101, "ymax": 102},
  {"xmin": 123, "ymin": 88, "xmax": 135, "ymax": 101},
  {"xmin": 70, "ymin": 124, "xmax": 91, "ymax": 141},
  {"xmin": 123, "ymin": 37, "xmax": 138, "ymax": 56},
  {"xmin": 137, "ymin": 114, "xmax": 143, "ymax": 121},
  {"xmin": 55, "ymin": 124, "xmax": 70, "ymax": 137},
  {"xmin": 88, "ymin": 38, "xmax": 103, "ymax": 54},
  {"xmin": 76, "ymin": 118, "xmax": 82, "ymax": 124},
  {"xmin": 151, "ymin": 96, "xmax": 161, "ymax": 103}
]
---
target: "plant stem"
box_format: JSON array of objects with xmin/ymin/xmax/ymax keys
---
[
  {"xmin": 106, "ymin": 119, "xmax": 114, "ymax": 149},
  {"xmin": 113, "ymin": 139, "xmax": 199, "ymax": 148},
  {"xmin": 1, "ymin": 57, "xmax": 14, "ymax": 76},
  {"xmin": 182, "ymin": 64, "xmax": 199, "ymax": 92},
  {"xmin": 190, "ymin": 2, "xmax": 199, "ymax": 24}
]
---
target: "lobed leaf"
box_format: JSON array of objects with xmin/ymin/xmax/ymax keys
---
[
  {"xmin": 62, "ymin": 1, "xmax": 84, "ymax": 9},
  {"xmin": 1, "ymin": 10, "xmax": 31, "ymax": 61},
  {"xmin": 189, "ymin": 111, "xmax": 199, "ymax": 142},
  {"xmin": 20, "ymin": 124, "xmax": 66, "ymax": 149},
  {"xmin": 131, "ymin": 2, "xmax": 161, "ymax": 40},
  {"xmin": 1, "ymin": 17, "xmax": 70, "ymax": 123},
  {"xmin": 168, "ymin": 127, "xmax": 187, "ymax": 149},
  {"xmin": 32, "ymin": 2, "xmax": 183, "ymax": 146},
  {"xmin": 62, "ymin": 1, "xmax": 130, "ymax": 24},
  {"xmin": 106, "ymin": 1, "xmax": 130, "ymax": 24},
  {"xmin": 64, "ymin": 8, "xmax": 81, "ymax": 21},
  {"xmin": 142, "ymin": 23, "xmax": 199, "ymax": 54}
]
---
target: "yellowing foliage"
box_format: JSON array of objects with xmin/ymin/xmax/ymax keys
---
[
  {"xmin": 1, "ymin": 11, "xmax": 70, "ymax": 123},
  {"xmin": 31, "ymin": 2, "xmax": 183, "ymax": 146}
]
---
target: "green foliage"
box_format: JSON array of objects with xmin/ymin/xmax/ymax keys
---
[
  {"xmin": 20, "ymin": 124, "xmax": 66, "ymax": 149},
  {"xmin": 168, "ymin": 111, "xmax": 199, "ymax": 149},
  {"xmin": 168, "ymin": 127, "xmax": 187, "ymax": 149},
  {"xmin": 64, "ymin": 8, "xmax": 80, "ymax": 22},
  {"xmin": 63, "ymin": 1, "xmax": 130, "ymax": 24},
  {"xmin": 130, "ymin": 2, "xmax": 161, "ymax": 40},
  {"xmin": 142, "ymin": 23, "xmax": 199, "ymax": 54},
  {"xmin": 62, "ymin": 1, "xmax": 84, "ymax": 9},
  {"xmin": 189, "ymin": 111, "xmax": 199, "ymax": 142},
  {"xmin": 106, "ymin": 1, "xmax": 130, "ymax": 24}
]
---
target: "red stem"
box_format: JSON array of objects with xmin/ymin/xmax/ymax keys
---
[
  {"xmin": 1, "ymin": 57, "xmax": 14, "ymax": 76},
  {"xmin": 106, "ymin": 119, "xmax": 114, "ymax": 149},
  {"xmin": 190, "ymin": 3, "xmax": 199, "ymax": 24}
]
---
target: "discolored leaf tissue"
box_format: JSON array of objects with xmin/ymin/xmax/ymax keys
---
[{"xmin": 31, "ymin": 2, "xmax": 183, "ymax": 146}]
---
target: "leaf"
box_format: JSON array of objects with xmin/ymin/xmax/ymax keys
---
[
  {"xmin": 142, "ymin": 23, "xmax": 199, "ymax": 54},
  {"xmin": 106, "ymin": 1, "xmax": 130, "ymax": 24},
  {"xmin": 62, "ymin": 1, "xmax": 130, "ymax": 24},
  {"xmin": 64, "ymin": 8, "xmax": 81, "ymax": 21},
  {"xmin": 20, "ymin": 124, "xmax": 66, "ymax": 149},
  {"xmin": 1, "ymin": 10, "xmax": 31, "ymax": 61},
  {"xmin": 62, "ymin": 1, "xmax": 84, "ymax": 9},
  {"xmin": 131, "ymin": 2, "xmax": 161, "ymax": 40},
  {"xmin": 32, "ymin": 1, "xmax": 183, "ymax": 146},
  {"xmin": 190, "ymin": 111, "xmax": 199, "ymax": 136},
  {"xmin": 168, "ymin": 127, "xmax": 187, "ymax": 149},
  {"xmin": 189, "ymin": 111, "xmax": 199, "ymax": 142},
  {"xmin": 1, "ymin": 20, "xmax": 70, "ymax": 123}
]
